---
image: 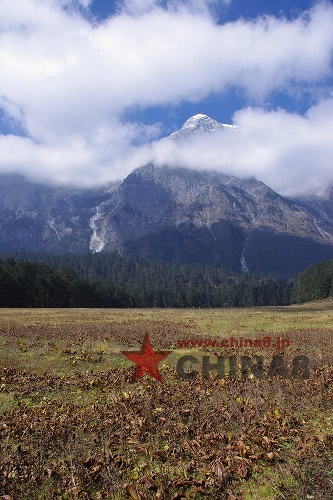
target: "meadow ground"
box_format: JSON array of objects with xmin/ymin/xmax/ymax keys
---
[{"xmin": 0, "ymin": 302, "xmax": 332, "ymax": 499}]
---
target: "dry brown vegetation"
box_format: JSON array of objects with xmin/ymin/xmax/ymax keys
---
[{"xmin": 0, "ymin": 303, "xmax": 332, "ymax": 499}]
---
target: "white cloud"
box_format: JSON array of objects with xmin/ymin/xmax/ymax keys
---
[
  {"xmin": 149, "ymin": 97, "xmax": 333, "ymax": 196},
  {"xmin": 120, "ymin": 0, "xmax": 164, "ymax": 15},
  {"xmin": 0, "ymin": 0, "xmax": 332, "ymax": 193},
  {"xmin": 0, "ymin": 120, "xmax": 160, "ymax": 186},
  {"xmin": 120, "ymin": 0, "xmax": 231, "ymax": 16},
  {"xmin": 2, "ymin": 97, "xmax": 333, "ymax": 196},
  {"xmin": 78, "ymin": 0, "xmax": 92, "ymax": 6}
]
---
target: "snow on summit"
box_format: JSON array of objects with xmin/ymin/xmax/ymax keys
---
[{"xmin": 169, "ymin": 114, "xmax": 237, "ymax": 140}]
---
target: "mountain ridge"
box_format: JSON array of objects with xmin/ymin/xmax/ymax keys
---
[
  {"xmin": 1, "ymin": 163, "xmax": 333, "ymax": 278},
  {"xmin": 1, "ymin": 114, "xmax": 333, "ymax": 278}
]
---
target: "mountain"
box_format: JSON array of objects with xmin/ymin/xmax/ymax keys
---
[
  {"xmin": 85, "ymin": 164, "xmax": 333, "ymax": 278},
  {"xmin": 296, "ymin": 186, "xmax": 333, "ymax": 222},
  {"xmin": 0, "ymin": 173, "xmax": 120, "ymax": 253},
  {"xmin": 169, "ymin": 113, "xmax": 237, "ymax": 140},
  {"xmin": 1, "ymin": 114, "xmax": 333, "ymax": 279}
]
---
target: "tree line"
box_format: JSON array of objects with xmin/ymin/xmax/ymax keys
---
[
  {"xmin": 0, "ymin": 253, "xmax": 291, "ymax": 308},
  {"xmin": 291, "ymin": 259, "xmax": 333, "ymax": 303}
]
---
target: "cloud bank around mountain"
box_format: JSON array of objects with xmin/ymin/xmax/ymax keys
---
[
  {"xmin": 150, "ymin": 97, "xmax": 333, "ymax": 197},
  {"xmin": 0, "ymin": 0, "xmax": 333, "ymax": 195}
]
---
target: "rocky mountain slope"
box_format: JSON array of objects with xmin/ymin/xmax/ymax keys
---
[{"xmin": 1, "ymin": 115, "xmax": 333, "ymax": 278}]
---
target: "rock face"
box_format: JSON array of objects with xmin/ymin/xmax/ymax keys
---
[
  {"xmin": 1, "ymin": 114, "xmax": 333, "ymax": 278},
  {"xmin": 1, "ymin": 165, "xmax": 333, "ymax": 278},
  {"xmin": 0, "ymin": 173, "xmax": 120, "ymax": 254},
  {"xmin": 92, "ymin": 165, "xmax": 333, "ymax": 278}
]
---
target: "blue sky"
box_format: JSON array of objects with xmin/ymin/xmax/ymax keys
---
[
  {"xmin": 90, "ymin": 0, "xmax": 314, "ymax": 22},
  {"xmin": 0, "ymin": 0, "xmax": 333, "ymax": 194}
]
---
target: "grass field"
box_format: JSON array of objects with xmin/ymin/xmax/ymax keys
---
[{"xmin": 0, "ymin": 302, "xmax": 332, "ymax": 499}]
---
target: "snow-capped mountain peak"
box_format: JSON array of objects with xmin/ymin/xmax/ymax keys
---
[
  {"xmin": 169, "ymin": 113, "xmax": 237, "ymax": 140},
  {"xmin": 182, "ymin": 114, "xmax": 222, "ymax": 131}
]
